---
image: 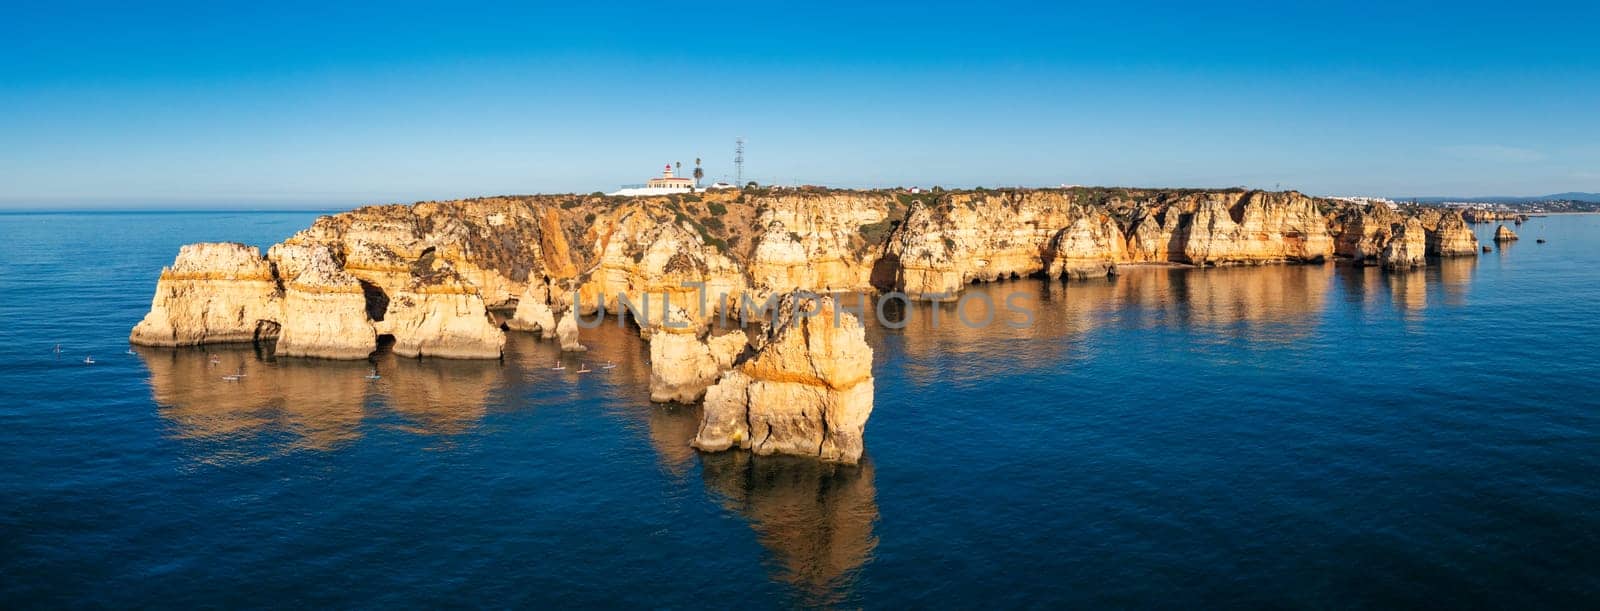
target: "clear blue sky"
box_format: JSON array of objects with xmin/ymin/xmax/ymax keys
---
[{"xmin": 3, "ymin": 0, "xmax": 1597, "ymax": 208}]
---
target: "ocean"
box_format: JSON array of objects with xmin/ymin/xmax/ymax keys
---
[{"xmin": 2, "ymin": 211, "xmax": 1597, "ymax": 607}]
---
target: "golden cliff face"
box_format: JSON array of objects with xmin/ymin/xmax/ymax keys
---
[
  {"xmin": 1128, "ymin": 191, "xmax": 1333, "ymax": 265},
  {"xmin": 1330, "ymin": 204, "xmax": 1482, "ymax": 267},
  {"xmin": 693, "ymin": 292, "xmax": 875, "ymax": 465},
  {"xmin": 131, "ymin": 242, "xmax": 283, "ymax": 347},
  {"xmin": 133, "ymin": 188, "xmax": 1473, "ymax": 363},
  {"xmin": 582, "ymin": 208, "xmax": 747, "ymax": 327},
  {"xmin": 269, "ymin": 242, "xmax": 377, "ymax": 359},
  {"xmin": 1419, "ymin": 209, "xmax": 1481, "ymax": 257},
  {"xmin": 747, "ymin": 193, "xmax": 893, "ymax": 297},
  {"xmin": 885, "ymin": 191, "xmax": 1094, "ymax": 300}
]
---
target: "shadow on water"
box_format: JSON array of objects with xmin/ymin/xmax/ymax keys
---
[
  {"xmin": 139, "ymin": 344, "xmax": 509, "ymax": 460},
  {"xmin": 700, "ymin": 452, "xmax": 879, "ymax": 608}
]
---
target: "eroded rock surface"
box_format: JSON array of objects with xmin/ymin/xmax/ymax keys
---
[
  {"xmin": 693, "ymin": 292, "xmax": 875, "ymax": 465},
  {"xmin": 131, "ymin": 242, "xmax": 283, "ymax": 347}
]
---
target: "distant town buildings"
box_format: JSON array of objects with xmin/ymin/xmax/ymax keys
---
[{"xmin": 1327, "ymin": 195, "xmax": 1400, "ymax": 210}]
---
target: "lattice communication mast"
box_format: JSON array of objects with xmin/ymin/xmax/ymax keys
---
[{"xmin": 734, "ymin": 137, "xmax": 745, "ymax": 185}]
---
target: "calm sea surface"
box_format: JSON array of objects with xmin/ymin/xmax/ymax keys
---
[{"xmin": 2, "ymin": 211, "xmax": 1598, "ymax": 607}]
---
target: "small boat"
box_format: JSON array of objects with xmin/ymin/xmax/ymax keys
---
[
  {"xmin": 601, "ymin": 361, "xmax": 617, "ymax": 370},
  {"xmin": 53, "ymin": 344, "xmax": 62, "ymax": 355},
  {"xmin": 551, "ymin": 359, "xmax": 566, "ymax": 371},
  {"xmin": 365, "ymin": 368, "xmax": 382, "ymax": 380},
  {"xmin": 576, "ymin": 363, "xmax": 592, "ymax": 374},
  {"xmin": 125, "ymin": 349, "xmax": 136, "ymax": 356},
  {"xmin": 83, "ymin": 355, "xmax": 95, "ymax": 364}
]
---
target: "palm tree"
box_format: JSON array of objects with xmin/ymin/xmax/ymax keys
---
[
  {"xmin": 675, "ymin": 161, "xmax": 682, "ymax": 177},
  {"xmin": 693, "ymin": 157, "xmax": 704, "ymax": 187}
]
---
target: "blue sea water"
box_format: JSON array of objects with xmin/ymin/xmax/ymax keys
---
[{"xmin": 2, "ymin": 211, "xmax": 1599, "ymax": 607}]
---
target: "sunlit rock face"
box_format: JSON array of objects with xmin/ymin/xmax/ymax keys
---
[
  {"xmin": 694, "ymin": 292, "xmax": 875, "ymax": 465},
  {"xmin": 649, "ymin": 323, "xmax": 749, "ymax": 403},
  {"xmin": 1495, "ymin": 224, "xmax": 1520, "ymax": 242},
  {"xmin": 555, "ymin": 312, "xmax": 587, "ymax": 352},
  {"xmin": 885, "ymin": 191, "xmax": 1094, "ymax": 300},
  {"xmin": 747, "ymin": 193, "xmax": 892, "ymax": 298},
  {"xmin": 131, "ymin": 242, "xmax": 283, "ymax": 347},
  {"xmin": 1331, "ymin": 204, "xmax": 1403, "ymax": 264},
  {"xmin": 1420, "ymin": 209, "xmax": 1482, "ymax": 257},
  {"xmin": 584, "ymin": 209, "xmax": 747, "ymax": 328},
  {"xmin": 136, "ymin": 188, "xmax": 1455, "ymax": 359},
  {"xmin": 507, "ymin": 280, "xmax": 558, "ymax": 339},
  {"xmin": 269, "ymin": 243, "xmax": 378, "ymax": 359},
  {"xmin": 1380, "ymin": 218, "xmax": 1428, "ymax": 270},
  {"xmin": 375, "ymin": 255, "xmax": 505, "ymax": 359},
  {"xmin": 1129, "ymin": 191, "xmax": 1333, "ymax": 265},
  {"xmin": 1044, "ymin": 212, "xmax": 1128, "ymax": 280},
  {"xmin": 279, "ymin": 198, "xmax": 566, "ymax": 307}
]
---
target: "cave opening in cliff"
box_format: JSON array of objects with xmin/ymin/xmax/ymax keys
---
[
  {"xmin": 358, "ymin": 280, "xmax": 389, "ymax": 322},
  {"xmin": 374, "ymin": 334, "xmax": 396, "ymax": 354},
  {"xmin": 252, "ymin": 320, "xmax": 281, "ymax": 343}
]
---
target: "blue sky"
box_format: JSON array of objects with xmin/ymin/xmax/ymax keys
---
[{"xmin": 2, "ymin": 0, "xmax": 1597, "ymax": 208}]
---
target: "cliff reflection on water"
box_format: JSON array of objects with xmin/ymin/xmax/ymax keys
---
[{"xmin": 139, "ymin": 259, "xmax": 1477, "ymax": 603}]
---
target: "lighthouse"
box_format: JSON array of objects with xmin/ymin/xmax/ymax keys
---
[
  {"xmin": 645, "ymin": 163, "xmax": 694, "ymax": 190},
  {"xmin": 608, "ymin": 163, "xmax": 698, "ymax": 196}
]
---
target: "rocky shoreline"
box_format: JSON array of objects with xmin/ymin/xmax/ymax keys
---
[{"xmin": 130, "ymin": 187, "xmax": 1485, "ymax": 462}]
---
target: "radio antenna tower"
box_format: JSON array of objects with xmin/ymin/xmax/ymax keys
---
[{"xmin": 734, "ymin": 137, "xmax": 745, "ymax": 185}]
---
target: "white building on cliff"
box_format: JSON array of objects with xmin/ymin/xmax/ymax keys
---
[{"xmin": 610, "ymin": 164, "xmax": 695, "ymax": 196}]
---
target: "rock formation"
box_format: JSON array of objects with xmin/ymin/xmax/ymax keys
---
[
  {"xmin": 885, "ymin": 191, "xmax": 1115, "ymax": 300},
  {"xmin": 131, "ymin": 243, "xmax": 283, "ymax": 347},
  {"xmin": 1495, "ymin": 225, "xmax": 1519, "ymax": 242},
  {"xmin": 1151, "ymin": 191, "xmax": 1333, "ymax": 265},
  {"xmin": 555, "ymin": 311, "xmax": 586, "ymax": 352},
  {"xmin": 376, "ymin": 256, "xmax": 505, "ymax": 359},
  {"xmin": 1380, "ymin": 218, "xmax": 1427, "ymax": 270},
  {"xmin": 507, "ymin": 281, "xmax": 558, "ymax": 338},
  {"xmin": 649, "ymin": 321, "xmax": 749, "ymax": 403},
  {"xmin": 269, "ymin": 243, "xmax": 378, "ymax": 359},
  {"xmin": 693, "ymin": 292, "xmax": 875, "ymax": 465},
  {"xmin": 747, "ymin": 193, "xmax": 892, "ymax": 296},
  {"xmin": 1421, "ymin": 209, "xmax": 1481, "ymax": 257},
  {"xmin": 134, "ymin": 188, "xmax": 1485, "ymax": 364}
]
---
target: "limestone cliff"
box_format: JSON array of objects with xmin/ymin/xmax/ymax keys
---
[
  {"xmin": 1380, "ymin": 218, "xmax": 1427, "ymax": 270},
  {"xmin": 1128, "ymin": 191, "xmax": 1332, "ymax": 265},
  {"xmin": 1421, "ymin": 209, "xmax": 1481, "ymax": 257},
  {"xmin": 131, "ymin": 242, "xmax": 283, "ymax": 347},
  {"xmin": 134, "ymin": 187, "xmax": 1475, "ymax": 361},
  {"xmin": 693, "ymin": 292, "xmax": 875, "ymax": 465},
  {"xmin": 649, "ymin": 322, "xmax": 749, "ymax": 403},
  {"xmin": 584, "ymin": 208, "xmax": 746, "ymax": 327},
  {"xmin": 269, "ymin": 243, "xmax": 377, "ymax": 359},
  {"xmin": 746, "ymin": 193, "xmax": 892, "ymax": 297},
  {"xmin": 885, "ymin": 191, "xmax": 1090, "ymax": 300},
  {"xmin": 376, "ymin": 255, "xmax": 505, "ymax": 359},
  {"xmin": 1495, "ymin": 225, "xmax": 1519, "ymax": 242}
]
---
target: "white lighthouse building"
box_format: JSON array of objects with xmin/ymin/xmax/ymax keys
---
[{"xmin": 610, "ymin": 164, "xmax": 696, "ymax": 196}]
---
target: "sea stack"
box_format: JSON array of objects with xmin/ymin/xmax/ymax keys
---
[
  {"xmin": 1380, "ymin": 218, "xmax": 1428, "ymax": 270},
  {"xmin": 692, "ymin": 292, "xmax": 875, "ymax": 465},
  {"xmin": 130, "ymin": 242, "xmax": 283, "ymax": 347},
  {"xmin": 647, "ymin": 306, "xmax": 748, "ymax": 403},
  {"xmin": 1422, "ymin": 210, "xmax": 1481, "ymax": 257},
  {"xmin": 1495, "ymin": 225, "xmax": 1519, "ymax": 242}
]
